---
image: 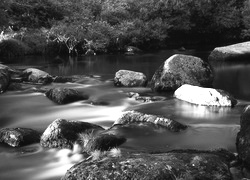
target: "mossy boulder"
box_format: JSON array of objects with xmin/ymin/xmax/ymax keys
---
[
  {"xmin": 113, "ymin": 111, "xmax": 187, "ymax": 132},
  {"xmin": 208, "ymin": 41, "xmax": 250, "ymax": 61},
  {"xmin": 45, "ymin": 87, "xmax": 89, "ymax": 104},
  {"xmin": 40, "ymin": 118, "xmax": 104, "ymax": 149},
  {"xmin": 0, "ymin": 127, "xmax": 41, "ymax": 147},
  {"xmin": 151, "ymin": 54, "xmax": 213, "ymax": 92},
  {"xmin": 62, "ymin": 150, "xmax": 234, "ymax": 180},
  {"xmin": 22, "ymin": 68, "xmax": 53, "ymax": 84},
  {"xmin": 174, "ymin": 84, "xmax": 237, "ymax": 107},
  {"xmin": 114, "ymin": 70, "xmax": 147, "ymax": 87}
]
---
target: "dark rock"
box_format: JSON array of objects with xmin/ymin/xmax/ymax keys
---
[
  {"xmin": 236, "ymin": 105, "xmax": 250, "ymax": 169},
  {"xmin": 174, "ymin": 84, "xmax": 237, "ymax": 107},
  {"xmin": 53, "ymin": 76, "xmax": 73, "ymax": 83},
  {"xmin": 45, "ymin": 87, "xmax": 89, "ymax": 104},
  {"xmin": 0, "ymin": 64, "xmax": 11, "ymax": 93},
  {"xmin": 208, "ymin": 41, "xmax": 250, "ymax": 61},
  {"xmin": 113, "ymin": 111, "xmax": 187, "ymax": 132},
  {"xmin": 0, "ymin": 128, "xmax": 41, "ymax": 147},
  {"xmin": 114, "ymin": 70, "xmax": 147, "ymax": 87},
  {"xmin": 22, "ymin": 68, "xmax": 53, "ymax": 84},
  {"xmin": 40, "ymin": 118, "xmax": 104, "ymax": 149},
  {"xmin": 62, "ymin": 150, "xmax": 232, "ymax": 180},
  {"xmin": 151, "ymin": 54, "xmax": 213, "ymax": 92},
  {"xmin": 82, "ymin": 133, "xmax": 126, "ymax": 152}
]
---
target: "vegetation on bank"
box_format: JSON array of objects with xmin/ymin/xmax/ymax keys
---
[{"xmin": 0, "ymin": 0, "xmax": 250, "ymax": 57}]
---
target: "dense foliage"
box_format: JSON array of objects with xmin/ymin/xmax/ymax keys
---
[{"xmin": 0, "ymin": 0, "xmax": 250, "ymax": 56}]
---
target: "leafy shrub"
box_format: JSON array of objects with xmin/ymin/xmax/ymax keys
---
[{"xmin": 0, "ymin": 38, "xmax": 29, "ymax": 58}]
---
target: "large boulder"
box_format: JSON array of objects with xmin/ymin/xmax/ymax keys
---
[
  {"xmin": 45, "ymin": 87, "xmax": 89, "ymax": 105},
  {"xmin": 62, "ymin": 150, "xmax": 234, "ymax": 180},
  {"xmin": 0, "ymin": 128, "xmax": 41, "ymax": 147},
  {"xmin": 174, "ymin": 84, "xmax": 237, "ymax": 107},
  {"xmin": 236, "ymin": 105, "xmax": 250, "ymax": 169},
  {"xmin": 114, "ymin": 70, "xmax": 147, "ymax": 87},
  {"xmin": 0, "ymin": 64, "xmax": 11, "ymax": 93},
  {"xmin": 208, "ymin": 41, "xmax": 250, "ymax": 61},
  {"xmin": 151, "ymin": 54, "xmax": 213, "ymax": 91},
  {"xmin": 113, "ymin": 111, "xmax": 187, "ymax": 132},
  {"xmin": 22, "ymin": 68, "xmax": 53, "ymax": 84},
  {"xmin": 40, "ymin": 119, "xmax": 104, "ymax": 149}
]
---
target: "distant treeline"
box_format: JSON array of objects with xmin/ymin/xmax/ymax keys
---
[{"xmin": 0, "ymin": 0, "xmax": 250, "ymax": 55}]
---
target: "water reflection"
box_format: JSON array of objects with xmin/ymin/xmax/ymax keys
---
[{"xmin": 213, "ymin": 62, "xmax": 250, "ymax": 100}]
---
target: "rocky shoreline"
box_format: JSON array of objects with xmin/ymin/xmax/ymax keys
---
[{"xmin": 0, "ymin": 46, "xmax": 250, "ymax": 179}]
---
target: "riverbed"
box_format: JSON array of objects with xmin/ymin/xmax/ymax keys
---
[{"xmin": 0, "ymin": 50, "xmax": 248, "ymax": 180}]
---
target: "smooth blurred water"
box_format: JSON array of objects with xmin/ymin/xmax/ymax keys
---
[{"xmin": 0, "ymin": 49, "xmax": 249, "ymax": 180}]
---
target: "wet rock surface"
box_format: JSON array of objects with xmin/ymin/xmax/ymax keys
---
[
  {"xmin": 40, "ymin": 118, "xmax": 104, "ymax": 149},
  {"xmin": 62, "ymin": 149, "xmax": 234, "ymax": 180},
  {"xmin": 22, "ymin": 68, "xmax": 53, "ymax": 84},
  {"xmin": 174, "ymin": 84, "xmax": 237, "ymax": 107},
  {"xmin": 0, "ymin": 127, "xmax": 41, "ymax": 147},
  {"xmin": 151, "ymin": 54, "xmax": 213, "ymax": 92},
  {"xmin": 114, "ymin": 70, "xmax": 147, "ymax": 87},
  {"xmin": 113, "ymin": 111, "xmax": 187, "ymax": 132},
  {"xmin": 208, "ymin": 41, "xmax": 250, "ymax": 61},
  {"xmin": 45, "ymin": 87, "xmax": 89, "ymax": 104},
  {"xmin": 237, "ymin": 105, "xmax": 250, "ymax": 169},
  {"xmin": 0, "ymin": 64, "xmax": 11, "ymax": 93}
]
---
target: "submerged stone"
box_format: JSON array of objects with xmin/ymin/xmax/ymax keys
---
[
  {"xmin": 113, "ymin": 111, "xmax": 187, "ymax": 132},
  {"xmin": 208, "ymin": 41, "xmax": 250, "ymax": 61},
  {"xmin": 40, "ymin": 118, "xmax": 104, "ymax": 149},
  {"xmin": 114, "ymin": 70, "xmax": 147, "ymax": 87},
  {"xmin": 62, "ymin": 150, "xmax": 233, "ymax": 180},
  {"xmin": 0, "ymin": 127, "xmax": 41, "ymax": 147},
  {"xmin": 151, "ymin": 54, "xmax": 213, "ymax": 91},
  {"xmin": 45, "ymin": 87, "xmax": 89, "ymax": 104},
  {"xmin": 174, "ymin": 84, "xmax": 237, "ymax": 107},
  {"xmin": 0, "ymin": 67, "xmax": 10, "ymax": 93}
]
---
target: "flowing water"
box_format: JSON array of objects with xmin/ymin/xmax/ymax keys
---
[{"xmin": 0, "ymin": 50, "xmax": 249, "ymax": 180}]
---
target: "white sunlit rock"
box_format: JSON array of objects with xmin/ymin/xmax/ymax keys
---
[{"xmin": 174, "ymin": 84, "xmax": 237, "ymax": 107}]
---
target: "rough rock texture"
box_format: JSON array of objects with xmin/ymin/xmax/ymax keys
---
[
  {"xmin": 45, "ymin": 87, "xmax": 89, "ymax": 104},
  {"xmin": 236, "ymin": 105, "xmax": 250, "ymax": 169},
  {"xmin": 127, "ymin": 92, "xmax": 166, "ymax": 103},
  {"xmin": 0, "ymin": 128, "xmax": 41, "ymax": 147},
  {"xmin": 40, "ymin": 119, "xmax": 104, "ymax": 149},
  {"xmin": 82, "ymin": 133, "xmax": 126, "ymax": 152},
  {"xmin": 113, "ymin": 111, "xmax": 187, "ymax": 132},
  {"xmin": 114, "ymin": 70, "xmax": 147, "ymax": 87},
  {"xmin": 174, "ymin": 84, "xmax": 237, "ymax": 107},
  {"xmin": 0, "ymin": 65, "xmax": 10, "ymax": 93},
  {"xmin": 151, "ymin": 54, "xmax": 213, "ymax": 92},
  {"xmin": 208, "ymin": 41, "xmax": 250, "ymax": 61},
  {"xmin": 22, "ymin": 68, "xmax": 53, "ymax": 84},
  {"xmin": 62, "ymin": 150, "xmax": 234, "ymax": 180}
]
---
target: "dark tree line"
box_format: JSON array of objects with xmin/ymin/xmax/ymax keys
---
[{"xmin": 0, "ymin": 0, "xmax": 250, "ymax": 56}]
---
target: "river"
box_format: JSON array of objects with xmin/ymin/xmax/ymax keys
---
[{"xmin": 0, "ymin": 50, "xmax": 248, "ymax": 180}]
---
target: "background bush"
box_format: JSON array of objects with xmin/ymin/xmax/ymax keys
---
[{"xmin": 0, "ymin": 0, "xmax": 250, "ymax": 56}]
